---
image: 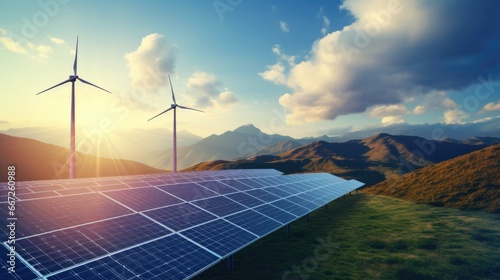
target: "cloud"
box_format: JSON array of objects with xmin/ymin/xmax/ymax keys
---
[
  {"xmin": 272, "ymin": 44, "xmax": 295, "ymax": 66},
  {"xmin": 411, "ymin": 90, "xmax": 457, "ymax": 115},
  {"xmin": 381, "ymin": 115, "xmax": 406, "ymax": 125},
  {"xmin": 317, "ymin": 7, "xmax": 330, "ymax": 35},
  {"xmin": 27, "ymin": 42, "xmax": 52, "ymax": 62},
  {"xmin": 49, "ymin": 36, "xmax": 65, "ymax": 45},
  {"xmin": 280, "ymin": 21, "xmax": 289, "ymax": 32},
  {"xmin": 125, "ymin": 33, "xmax": 177, "ymax": 91},
  {"xmin": 0, "ymin": 36, "xmax": 26, "ymax": 53},
  {"xmin": 369, "ymin": 104, "xmax": 408, "ymax": 118},
  {"xmin": 413, "ymin": 105, "xmax": 426, "ymax": 115},
  {"xmin": 259, "ymin": 45, "xmax": 295, "ymax": 85},
  {"xmin": 369, "ymin": 104, "xmax": 408, "ymax": 125},
  {"xmin": 0, "ymin": 29, "xmax": 53, "ymax": 61},
  {"xmin": 263, "ymin": 0, "xmax": 500, "ymax": 125},
  {"xmin": 443, "ymin": 109, "xmax": 469, "ymax": 124},
  {"xmin": 482, "ymin": 100, "xmax": 500, "ymax": 112},
  {"xmin": 186, "ymin": 71, "xmax": 238, "ymax": 109},
  {"xmin": 259, "ymin": 63, "xmax": 286, "ymax": 84}
]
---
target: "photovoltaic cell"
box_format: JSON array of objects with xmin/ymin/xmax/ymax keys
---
[
  {"xmin": 103, "ymin": 187, "xmax": 183, "ymax": 211},
  {"xmin": 48, "ymin": 234, "xmax": 219, "ymax": 280},
  {"xmin": 245, "ymin": 189, "xmax": 280, "ymax": 203},
  {"xmin": 0, "ymin": 245, "xmax": 39, "ymax": 280},
  {"xmin": 271, "ymin": 199, "xmax": 310, "ymax": 217},
  {"xmin": 181, "ymin": 219, "xmax": 257, "ymax": 257},
  {"xmin": 225, "ymin": 192, "xmax": 265, "ymax": 208},
  {"xmin": 157, "ymin": 183, "xmax": 218, "ymax": 201},
  {"xmin": 263, "ymin": 186, "xmax": 293, "ymax": 197},
  {"xmin": 195, "ymin": 180, "xmax": 239, "ymax": 195},
  {"xmin": 15, "ymin": 214, "xmax": 170, "ymax": 275},
  {"xmin": 225, "ymin": 209, "xmax": 282, "ymax": 237},
  {"xmin": 218, "ymin": 179, "xmax": 253, "ymax": 191},
  {"xmin": 6, "ymin": 193, "xmax": 132, "ymax": 237},
  {"xmin": 287, "ymin": 195, "xmax": 320, "ymax": 210},
  {"xmin": 143, "ymin": 203, "xmax": 218, "ymax": 231},
  {"xmin": 191, "ymin": 196, "xmax": 247, "ymax": 217},
  {"xmin": 254, "ymin": 204, "xmax": 297, "ymax": 224}
]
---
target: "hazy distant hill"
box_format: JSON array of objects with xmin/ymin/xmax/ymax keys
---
[
  {"xmin": 364, "ymin": 144, "xmax": 500, "ymax": 212},
  {"xmin": 185, "ymin": 133, "xmax": 491, "ymax": 186},
  {"xmin": 151, "ymin": 124, "xmax": 296, "ymax": 169},
  {"xmin": 1, "ymin": 126, "xmax": 202, "ymax": 164},
  {"xmin": 0, "ymin": 133, "xmax": 165, "ymax": 182}
]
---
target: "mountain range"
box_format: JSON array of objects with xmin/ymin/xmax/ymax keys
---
[
  {"xmin": 185, "ymin": 133, "xmax": 497, "ymax": 186},
  {"xmin": 4, "ymin": 122, "xmax": 500, "ymax": 171}
]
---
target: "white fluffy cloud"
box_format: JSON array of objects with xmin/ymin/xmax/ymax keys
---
[
  {"xmin": 482, "ymin": 100, "xmax": 500, "ymax": 112},
  {"xmin": 369, "ymin": 104, "xmax": 408, "ymax": 118},
  {"xmin": 444, "ymin": 109, "xmax": 469, "ymax": 124},
  {"xmin": 381, "ymin": 115, "xmax": 406, "ymax": 125},
  {"xmin": 125, "ymin": 33, "xmax": 176, "ymax": 91},
  {"xmin": 0, "ymin": 36, "xmax": 26, "ymax": 53},
  {"xmin": 369, "ymin": 104, "xmax": 408, "ymax": 125},
  {"xmin": 259, "ymin": 63, "xmax": 286, "ymax": 84},
  {"xmin": 261, "ymin": 0, "xmax": 500, "ymax": 125},
  {"xmin": 186, "ymin": 71, "xmax": 238, "ymax": 109}
]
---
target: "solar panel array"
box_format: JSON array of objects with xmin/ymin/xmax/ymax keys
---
[{"xmin": 0, "ymin": 169, "xmax": 364, "ymax": 280}]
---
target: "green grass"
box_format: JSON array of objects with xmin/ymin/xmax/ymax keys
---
[{"xmin": 193, "ymin": 194, "xmax": 500, "ymax": 280}]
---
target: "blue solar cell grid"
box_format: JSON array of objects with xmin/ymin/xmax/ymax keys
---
[{"xmin": 0, "ymin": 169, "xmax": 364, "ymax": 279}]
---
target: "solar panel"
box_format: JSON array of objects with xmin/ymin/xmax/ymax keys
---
[
  {"xmin": 103, "ymin": 187, "xmax": 183, "ymax": 211},
  {"xmin": 180, "ymin": 219, "xmax": 257, "ymax": 257},
  {"xmin": 143, "ymin": 203, "xmax": 217, "ymax": 231},
  {"xmin": 0, "ymin": 169, "xmax": 363, "ymax": 279},
  {"xmin": 225, "ymin": 209, "xmax": 282, "ymax": 237},
  {"xmin": 191, "ymin": 196, "xmax": 246, "ymax": 217}
]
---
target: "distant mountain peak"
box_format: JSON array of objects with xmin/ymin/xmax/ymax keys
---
[{"xmin": 233, "ymin": 124, "xmax": 262, "ymax": 135}]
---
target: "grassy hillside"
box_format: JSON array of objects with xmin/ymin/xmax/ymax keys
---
[
  {"xmin": 365, "ymin": 144, "xmax": 500, "ymax": 212},
  {"xmin": 0, "ymin": 133, "xmax": 166, "ymax": 181},
  {"xmin": 195, "ymin": 194, "xmax": 500, "ymax": 280}
]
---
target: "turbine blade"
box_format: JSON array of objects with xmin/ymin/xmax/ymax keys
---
[
  {"xmin": 169, "ymin": 75, "xmax": 176, "ymax": 104},
  {"xmin": 73, "ymin": 36, "xmax": 78, "ymax": 76},
  {"xmin": 177, "ymin": 105, "xmax": 204, "ymax": 113},
  {"xmin": 147, "ymin": 107, "xmax": 174, "ymax": 122},
  {"xmin": 36, "ymin": 79, "xmax": 72, "ymax": 95},
  {"xmin": 77, "ymin": 77, "xmax": 111, "ymax": 93}
]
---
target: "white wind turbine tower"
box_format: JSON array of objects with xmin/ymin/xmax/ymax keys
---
[
  {"xmin": 36, "ymin": 37, "xmax": 111, "ymax": 179},
  {"xmin": 148, "ymin": 75, "xmax": 203, "ymax": 174}
]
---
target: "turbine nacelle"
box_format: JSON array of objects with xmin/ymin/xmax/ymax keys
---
[{"xmin": 69, "ymin": 75, "xmax": 78, "ymax": 81}]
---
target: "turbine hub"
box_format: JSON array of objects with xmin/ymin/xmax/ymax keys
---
[{"xmin": 69, "ymin": 75, "xmax": 78, "ymax": 80}]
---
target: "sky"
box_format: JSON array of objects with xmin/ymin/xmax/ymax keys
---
[{"xmin": 1, "ymin": 0, "xmax": 500, "ymax": 140}]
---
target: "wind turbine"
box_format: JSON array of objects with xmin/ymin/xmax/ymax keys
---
[
  {"xmin": 148, "ymin": 75, "xmax": 203, "ymax": 174},
  {"xmin": 36, "ymin": 37, "xmax": 111, "ymax": 179}
]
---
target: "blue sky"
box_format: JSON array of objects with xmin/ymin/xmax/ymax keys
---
[{"xmin": 1, "ymin": 0, "xmax": 500, "ymax": 140}]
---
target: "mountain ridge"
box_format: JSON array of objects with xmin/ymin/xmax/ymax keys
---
[{"xmin": 185, "ymin": 133, "xmax": 494, "ymax": 186}]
